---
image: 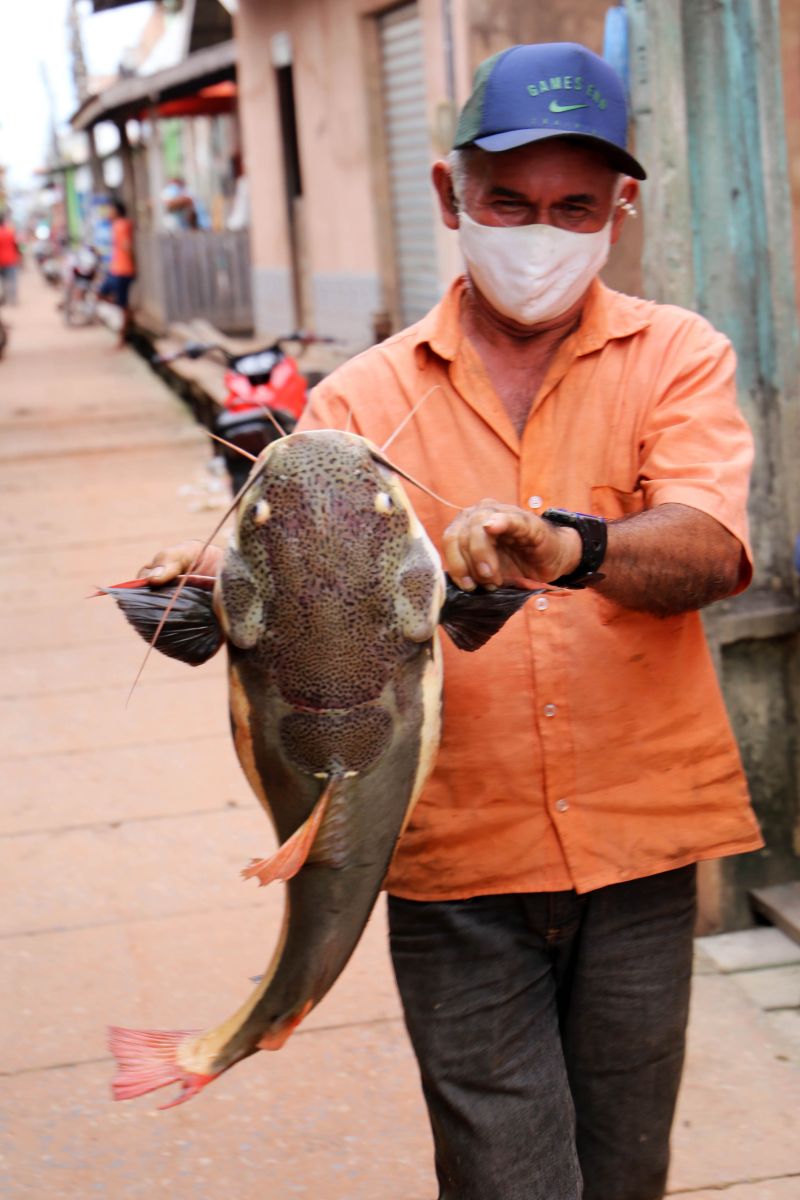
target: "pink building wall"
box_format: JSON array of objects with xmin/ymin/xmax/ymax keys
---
[
  {"xmin": 234, "ymin": 0, "xmax": 797, "ymax": 341},
  {"xmin": 235, "ymin": 0, "xmax": 481, "ymax": 342}
]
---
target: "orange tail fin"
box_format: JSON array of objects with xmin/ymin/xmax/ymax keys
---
[{"xmin": 108, "ymin": 1026, "xmax": 216, "ymax": 1109}]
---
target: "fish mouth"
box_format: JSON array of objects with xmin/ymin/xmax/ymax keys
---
[
  {"xmin": 252, "ymin": 427, "xmax": 382, "ymax": 464},
  {"xmin": 236, "ymin": 429, "xmax": 418, "ymax": 543},
  {"xmin": 249, "ymin": 428, "xmax": 396, "ymax": 476}
]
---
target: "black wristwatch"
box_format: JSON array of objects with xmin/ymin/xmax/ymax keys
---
[{"xmin": 541, "ymin": 507, "xmax": 608, "ymax": 589}]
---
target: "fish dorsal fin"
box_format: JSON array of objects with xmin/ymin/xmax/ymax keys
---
[
  {"xmin": 100, "ymin": 583, "xmax": 223, "ymax": 666},
  {"xmin": 439, "ymin": 576, "xmax": 543, "ymax": 652}
]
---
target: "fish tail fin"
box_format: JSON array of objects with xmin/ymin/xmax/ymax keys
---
[{"xmin": 108, "ymin": 1025, "xmax": 215, "ymax": 1109}]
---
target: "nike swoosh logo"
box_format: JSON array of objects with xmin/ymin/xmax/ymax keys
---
[{"xmin": 548, "ymin": 100, "xmax": 589, "ymax": 113}]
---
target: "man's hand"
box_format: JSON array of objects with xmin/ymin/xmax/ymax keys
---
[
  {"xmin": 444, "ymin": 499, "xmax": 745, "ymax": 616},
  {"xmin": 138, "ymin": 540, "xmax": 223, "ymax": 585},
  {"xmin": 442, "ymin": 500, "xmax": 581, "ymax": 590}
]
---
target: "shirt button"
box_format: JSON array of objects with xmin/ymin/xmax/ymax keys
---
[
  {"xmin": 535, "ymin": 596, "xmax": 549, "ymax": 611},
  {"xmin": 555, "ymin": 798, "xmax": 569, "ymax": 813},
  {"xmin": 527, "ymin": 495, "xmax": 543, "ymax": 510},
  {"xmin": 543, "ymin": 703, "xmax": 557, "ymax": 717}
]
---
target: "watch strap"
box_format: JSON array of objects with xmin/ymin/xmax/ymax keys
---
[{"xmin": 541, "ymin": 507, "xmax": 607, "ymax": 589}]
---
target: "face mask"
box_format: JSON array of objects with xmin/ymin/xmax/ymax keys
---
[{"xmin": 457, "ymin": 210, "xmax": 614, "ymax": 326}]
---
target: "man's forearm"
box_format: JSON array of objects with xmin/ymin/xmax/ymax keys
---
[
  {"xmin": 590, "ymin": 503, "xmax": 742, "ymax": 617},
  {"xmin": 441, "ymin": 500, "xmax": 744, "ymax": 618}
]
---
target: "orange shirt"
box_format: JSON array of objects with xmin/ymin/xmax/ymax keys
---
[
  {"xmin": 299, "ymin": 277, "xmax": 762, "ymax": 900},
  {"xmin": 0, "ymin": 224, "xmax": 20, "ymax": 268},
  {"xmin": 109, "ymin": 217, "xmax": 135, "ymax": 277}
]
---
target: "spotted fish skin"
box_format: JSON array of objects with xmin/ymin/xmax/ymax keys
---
[
  {"xmin": 104, "ymin": 430, "xmax": 538, "ymax": 1101},
  {"xmin": 181, "ymin": 430, "xmax": 445, "ymax": 1077}
]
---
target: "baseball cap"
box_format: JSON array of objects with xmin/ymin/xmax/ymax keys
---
[{"xmin": 453, "ymin": 42, "xmax": 646, "ymax": 180}]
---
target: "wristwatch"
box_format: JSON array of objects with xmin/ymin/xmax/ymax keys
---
[{"xmin": 541, "ymin": 507, "xmax": 608, "ymax": 589}]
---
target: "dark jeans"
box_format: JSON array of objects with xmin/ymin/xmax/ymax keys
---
[
  {"xmin": 98, "ymin": 272, "xmax": 134, "ymax": 309},
  {"xmin": 388, "ymin": 865, "xmax": 696, "ymax": 1200}
]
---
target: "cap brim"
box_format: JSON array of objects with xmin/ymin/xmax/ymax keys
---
[{"xmin": 471, "ymin": 128, "xmax": 647, "ymax": 180}]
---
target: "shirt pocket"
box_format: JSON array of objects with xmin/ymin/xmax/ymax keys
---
[{"xmin": 590, "ymin": 484, "xmax": 645, "ymax": 521}]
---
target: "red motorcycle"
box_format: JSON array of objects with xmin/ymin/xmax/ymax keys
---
[{"xmin": 153, "ymin": 335, "xmax": 330, "ymax": 492}]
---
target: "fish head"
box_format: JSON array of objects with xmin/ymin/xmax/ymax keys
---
[{"xmin": 217, "ymin": 428, "xmax": 445, "ymax": 661}]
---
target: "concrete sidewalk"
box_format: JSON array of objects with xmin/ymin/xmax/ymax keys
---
[{"xmin": 1, "ymin": 274, "xmax": 798, "ymax": 1199}]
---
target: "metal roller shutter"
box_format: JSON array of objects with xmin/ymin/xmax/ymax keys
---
[{"xmin": 378, "ymin": 3, "xmax": 441, "ymax": 326}]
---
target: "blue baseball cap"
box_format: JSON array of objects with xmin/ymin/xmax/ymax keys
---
[{"xmin": 453, "ymin": 42, "xmax": 646, "ymax": 180}]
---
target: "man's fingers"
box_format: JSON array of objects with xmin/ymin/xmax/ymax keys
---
[
  {"xmin": 464, "ymin": 520, "xmax": 502, "ymax": 586},
  {"xmin": 441, "ymin": 524, "xmax": 476, "ymax": 590},
  {"xmin": 138, "ymin": 559, "xmax": 180, "ymax": 584},
  {"xmin": 483, "ymin": 509, "xmax": 543, "ymax": 545},
  {"xmin": 442, "ymin": 502, "xmax": 510, "ymax": 588},
  {"xmin": 442, "ymin": 503, "xmax": 556, "ymax": 589},
  {"xmin": 137, "ymin": 542, "xmax": 204, "ymax": 585}
]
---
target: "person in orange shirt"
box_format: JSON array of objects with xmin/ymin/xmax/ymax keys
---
[
  {"xmin": 0, "ymin": 212, "xmax": 22, "ymax": 305},
  {"xmin": 138, "ymin": 42, "xmax": 760, "ymax": 1200},
  {"xmin": 98, "ymin": 198, "xmax": 135, "ymax": 346}
]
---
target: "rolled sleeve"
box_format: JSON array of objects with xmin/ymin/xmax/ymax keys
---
[{"xmin": 639, "ymin": 319, "xmax": 754, "ymax": 589}]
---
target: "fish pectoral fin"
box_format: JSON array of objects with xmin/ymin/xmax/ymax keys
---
[
  {"xmin": 240, "ymin": 777, "xmax": 339, "ymax": 886},
  {"xmin": 439, "ymin": 575, "xmax": 543, "ymax": 652},
  {"xmin": 99, "ymin": 583, "xmax": 223, "ymax": 666}
]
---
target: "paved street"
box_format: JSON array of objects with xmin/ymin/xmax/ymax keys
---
[{"xmin": 1, "ymin": 272, "xmax": 799, "ymax": 1199}]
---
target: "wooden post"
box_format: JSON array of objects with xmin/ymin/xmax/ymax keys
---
[
  {"xmin": 626, "ymin": 0, "xmax": 695, "ymax": 309},
  {"xmin": 146, "ymin": 112, "xmax": 167, "ymax": 231},
  {"xmin": 115, "ymin": 121, "xmax": 137, "ymax": 216}
]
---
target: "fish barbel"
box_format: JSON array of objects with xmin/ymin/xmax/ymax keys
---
[{"xmin": 103, "ymin": 429, "xmax": 538, "ymax": 1107}]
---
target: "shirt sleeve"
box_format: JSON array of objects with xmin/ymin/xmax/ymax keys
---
[{"xmin": 638, "ymin": 315, "xmax": 754, "ymax": 590}]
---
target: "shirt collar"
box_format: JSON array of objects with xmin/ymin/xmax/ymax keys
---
[{"xmin": 413, "ymin": 275, "xmax": 653, "ymax": 365}]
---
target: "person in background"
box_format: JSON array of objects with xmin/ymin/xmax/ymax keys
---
[
  {"xmin": 98, "ymin": 198, "xmax": 136, "ymax": 347},
  {"xmin": 226, "ymin": 152, "xmax": 250, "ymax": 232},
  {"xmin": 0, "ymin": 213, "xmax": 22, "ymax": 305},
  {"xmin": 161, "ymin": 176, "xmax": 206, "ymax": 231}
]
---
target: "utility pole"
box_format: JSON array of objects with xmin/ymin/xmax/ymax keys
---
[
  {"xmin": 67, "ymin": 0, "xmax": 105, "ymax": 194},
  {"xmin": 38, "ymin": 62, "xmax": 62, "ymax": 172}
]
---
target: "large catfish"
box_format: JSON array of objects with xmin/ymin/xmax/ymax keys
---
[{"xmin": 104, "ymin": 429, "xmax": 537, "ymax": 1107}]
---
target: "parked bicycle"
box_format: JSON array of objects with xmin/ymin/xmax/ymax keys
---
[{"xmin": 63, "ymin": 246, "xmax": 101, "ymax": 327}]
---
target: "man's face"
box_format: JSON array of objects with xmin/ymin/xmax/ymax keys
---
[{"xmin": 435, "ymin": 138, "xmax": 637, "ymax": 242}]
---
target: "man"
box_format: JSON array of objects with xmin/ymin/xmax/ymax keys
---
[
  {"xmin": 140, "ymin": 42, "xmax": 761, "ymax": 1200},
  {"xmin": 0, "ymin": 212, "xmax": 21, "ymax": 305},
  {"xmin": 161, "ymin": 176, "xmax": 202, "ymax": 231},
  {"xmin": 98, "ymin": 199, "xmax": 135, "ymax": 346}
]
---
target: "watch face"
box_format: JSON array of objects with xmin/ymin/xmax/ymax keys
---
[{"xmin": 543, "ymin": 508, "xmax": 602, "ymax": 525}]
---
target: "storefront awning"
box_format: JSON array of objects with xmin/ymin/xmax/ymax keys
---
[
  {"xmin": 71, "ymin": 39, "xmax": 237, "ymax": 131},
  {"xmin": 91, "ymin": 1, "xmax": 152, "ymax": 10},
  {"xmin": 153, "ymin": 81, "xmax": 237, "ymax": 120}
]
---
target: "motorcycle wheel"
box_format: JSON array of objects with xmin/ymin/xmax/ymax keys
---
[{"xmin": 64, "ymin": 290, "xmax": 96, "ymax": 327}]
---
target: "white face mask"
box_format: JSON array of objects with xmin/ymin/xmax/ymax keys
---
[{"xmin": 457, "ymin": 210, "xmax": 614, "ymax": 326}]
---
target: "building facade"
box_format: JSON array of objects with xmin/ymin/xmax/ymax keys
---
[{"xmin": 234, "ymin": 0, "xmax": 650, "ymax": 345}]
